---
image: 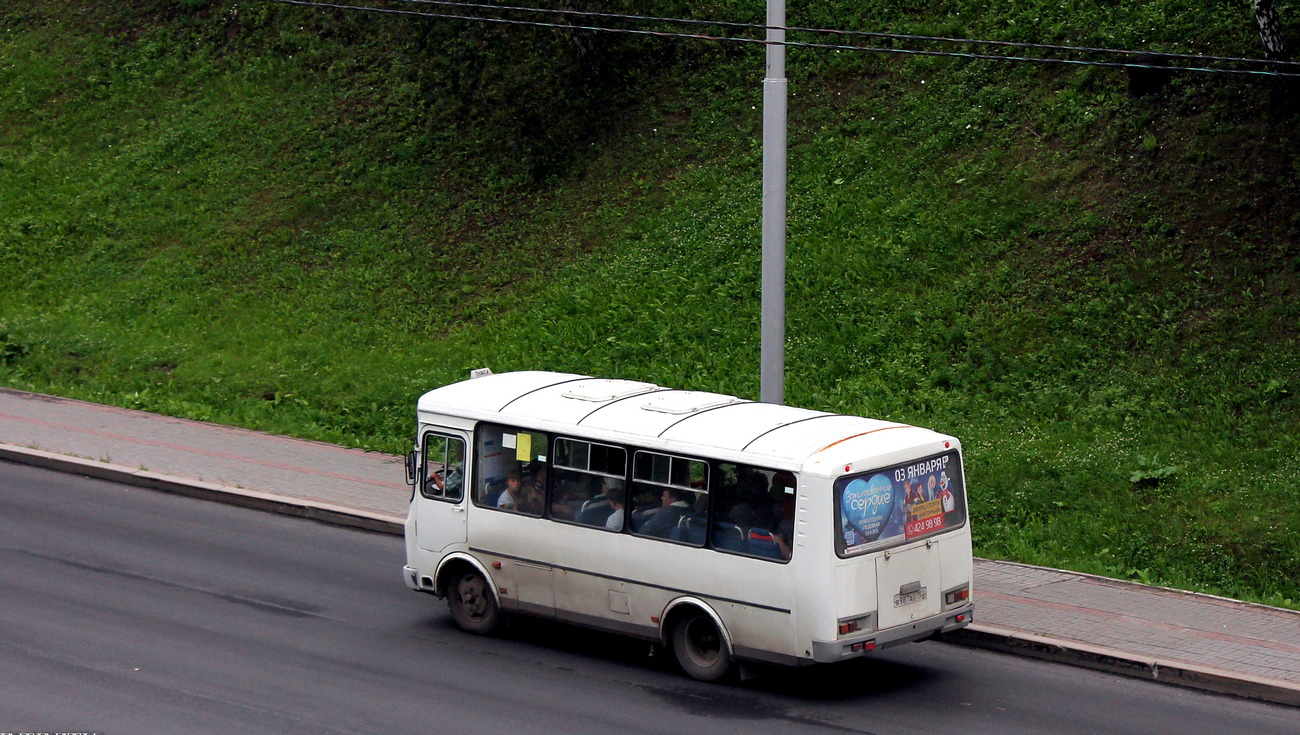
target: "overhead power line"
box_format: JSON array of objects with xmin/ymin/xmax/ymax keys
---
[
  {"xmin": 260, "ymin": 0, "xmax": 1300, "ymax": 79},
  {"xmin": 388, "ymin": 0, "xmax": 1300, "ymax": 69}
]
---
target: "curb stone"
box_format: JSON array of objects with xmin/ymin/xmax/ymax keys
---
[
  {"xmin": 0, "ymin": 442, "xmax": 405, "ymax": 535},
  {"xmin": 946, "ymin": 625, "xmax": 1300, "ymax": 707}
]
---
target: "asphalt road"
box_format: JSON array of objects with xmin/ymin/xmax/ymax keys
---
[{"xmin": 1, "ymin": 461, "xmax": 1295, "ymax": 734}]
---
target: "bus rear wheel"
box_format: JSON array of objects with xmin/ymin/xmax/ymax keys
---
[
  {"xmin": 447, "ymin": 569, "xmax": 500, "ymax": 635},
  {"xmin": 671, "ymin": 612, "xmax": 733, "ymax": 682}
]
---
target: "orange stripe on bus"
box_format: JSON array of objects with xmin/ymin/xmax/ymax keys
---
[{"xmin": 814, "ymin": 425, "xmax": 908, "ymax": 454}]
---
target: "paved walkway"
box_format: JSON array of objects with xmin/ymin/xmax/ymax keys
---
[{"xmin": 1, "ymin": 387, "xmax": 1296, "ymax": 706}]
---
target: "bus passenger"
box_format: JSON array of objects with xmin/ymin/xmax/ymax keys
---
[
  {"xmin": 728, "ymin": 502, "xmax": 755, "ymax": 531},
  {"xmin": 517, "ymin": 463, "xmax": 546, "ymax": 515},
  {"xmin": 551, "ymin": 480, "xmax": 579, "ymax": 520},
  {"xmin": 499, "ymin": 468, "xmax": 540, "ymax": 512},
  {"xmin": 605, "ymin": 496, "xmax": 625, "ymax": 531},
  {"xmin": 527, "ymin": 463, "xmax": 548, "ymax": 495},
  {"xmin": 770, "ymin": 529, "xmax": 793, "ymax": 560},
  {"xmin": 497, "ymin": 470, "xmax": 523, "ymax": 510},
  {"xmin": 578, "ymin": 477, "xmax": 619, "ymax": 525},
  {"xmin": 639, "ymin": 487, "xmax": 692, "ymax": 538}
]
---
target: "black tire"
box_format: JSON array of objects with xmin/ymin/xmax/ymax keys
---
[
  {"xmin": 447, "ymin": 568, "xmax": 500, "ymax": 635},
  {"xmin": 671, "ymin": 612, "xmax": 733, "ymax": 682}
]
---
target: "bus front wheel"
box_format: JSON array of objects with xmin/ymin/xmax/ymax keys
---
[
  {"xmin": 671, "ymin": 612, "xmax": 733, "ymax": 682},
  {"xmin": 447, "ymin": 569, "xmax": 500, "ymax": 635}
]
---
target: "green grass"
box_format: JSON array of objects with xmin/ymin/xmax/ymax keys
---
[{"xmin": 2, "ymin": 1, "xmax": 1298, "ymax": 608}]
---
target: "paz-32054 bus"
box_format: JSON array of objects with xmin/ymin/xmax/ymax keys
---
[{"xmin": 403, "ymin": 370, "xmax": 973, "ymax": 681}]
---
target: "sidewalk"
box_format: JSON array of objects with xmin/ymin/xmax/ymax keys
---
[{"xmin": 2, "ymin": 387, "xmax": 1297, "ymax": 707}]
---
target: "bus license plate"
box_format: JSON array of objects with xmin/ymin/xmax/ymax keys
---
[{"xmin": 894, "ymin": 588, "xmax": 927, "ymax": 607}]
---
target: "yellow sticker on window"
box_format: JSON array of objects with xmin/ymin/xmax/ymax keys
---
[{"xmin": 517, "ymin": 433, "xmax": 532, "ymax": 462}]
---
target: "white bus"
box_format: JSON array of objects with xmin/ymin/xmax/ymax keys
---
[{"xmin": 403, "ymin": 370, "xmax": 973, "ymax": 680}]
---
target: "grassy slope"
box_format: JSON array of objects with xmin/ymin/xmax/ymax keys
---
[{"xmin": 2, "ymin": 1, "xmax": 1298, "ymax": 606}]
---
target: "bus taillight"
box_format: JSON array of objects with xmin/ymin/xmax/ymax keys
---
[{"xmin": 837, "ymin": 613, "xmax": 875, "ymax": 637}]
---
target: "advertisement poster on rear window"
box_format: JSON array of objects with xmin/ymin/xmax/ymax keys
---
[{"xmin": 835, "ymin": 451, "xmax": 966, "ymax": 556}]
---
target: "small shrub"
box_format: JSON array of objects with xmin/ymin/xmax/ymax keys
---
[{"xmin": 1129, "ymin": 454, "xmax": 1181, "ymax": 486}]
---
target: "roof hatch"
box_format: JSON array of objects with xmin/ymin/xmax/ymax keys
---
[
  {"xmin": 561, "ymin": 379, "xmax": 660, "ymax": 403},
  {"xmin": 641, "ymin": 391, "xmax": 744, "ymax": 415}
]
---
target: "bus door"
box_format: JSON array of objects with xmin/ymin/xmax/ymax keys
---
[
  {"xmin": 415, "ymin": 430, "xmax": 469, "ymax": 554},
  {"xmin": 875, "ymin": 543, "xmax": 943, "ymax": 630}
]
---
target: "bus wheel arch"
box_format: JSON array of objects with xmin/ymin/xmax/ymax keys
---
[
  {"xmin": 662, "ymin": 599, "xmax": 734, "ymax": 682},
  {"xmin": 436, "ymin": 556, "xmax": 502, "ymax": 635}
]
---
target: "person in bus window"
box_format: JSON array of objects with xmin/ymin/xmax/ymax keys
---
[
  {"xmin": 497, "ymin": 470, "xmax": 523, "ymax": 510},
  {"xmin": 728, "ymin": 502, "xmax": 755, "ymax": 532},
  {"xmin": 770, "ymin": 529, "xmax": 792, "ymax": 560},
  {"xmin": 639, "ymin": 487, "xmax": 691, "ymax": 538},
  {"xmin": 605, "ymin": 495, "xmax": 625, "ymax": 531},
  {"xmin": 578, "ymin": 477, "xmax": 618, "ymax": 525},
  {"xmin": 517, "ymin": 487, "xmax": 543, "ymax": 515},
  {"xmin": 517, "ymin": 463, "xmax": 546, "ymax": 515},
  {"xmin": 428, "ymin": 442, "xmax": 464, "ymax": 499},
  {"xmin": 527, "ymin": 463, "xmax": 547, "ymax": 494},
  {"xmin": 551, "ymin": 480, "xmax": 579, "ymax": 520},
  {"xmin": 766, "ymin": 471, "xmax": 796, "ymax": 531},
  {"xmin": 774, "ymin": 489, "xmax": 796, "ymax": 560},
  {"xmin": 746, "ymin": 472, "xmax": 777, "ymax": 529}
]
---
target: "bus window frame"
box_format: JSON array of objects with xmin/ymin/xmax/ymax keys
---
[
  {"xmin": 419, "ymin": 430, "xmax": 466, "ymax": 504},
  {"xmin": 553, "ymin": 437, "xmax": 627, "ymax": 479},
  {"xmin": 550, "ymin": 436, "xmax": 629, "ymax": 530},
  {"xmin": 470, "ymin": 423, "xmax": 550, "ymax": 515},
  {"xmin": 628, "ymin": 449, "xmax": 709, "ymax": 545},
  {"xmin": 709, "ymin": 461, "xmax": 795, "ymax": 565}
]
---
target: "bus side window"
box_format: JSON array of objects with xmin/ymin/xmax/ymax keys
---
[
  {"xmin": 553, "ymin": 437, "xmax": 628, "ymax": 528},
  {"xmin": 474, "ymin": 424, "xmax": 549, "ymax": 515},
  {"xmin": 630, "ymin": 452, "xmax": 707, "ymax": 544},
  {"xmin": 713, "ymin": 461, "xmax": 794, "ymax": 561}
]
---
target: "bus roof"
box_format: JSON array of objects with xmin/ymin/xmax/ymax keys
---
[{"xmin": 417, "ymin": 371, "xmax": 954, "ymax": 471}]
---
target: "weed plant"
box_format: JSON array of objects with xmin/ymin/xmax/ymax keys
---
[{"xmin": 1, "ymin": 1, "xmax": 1298, "ymax": 607}]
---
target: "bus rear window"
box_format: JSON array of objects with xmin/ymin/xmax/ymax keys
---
[{"xmin": 835, "ymin": 451, "xmax": 966, "ymax": 557}]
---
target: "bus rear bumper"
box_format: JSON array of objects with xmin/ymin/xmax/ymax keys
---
[{"xmin": 811, "ymin": 603, "xmax": 974, "ymax": 663}]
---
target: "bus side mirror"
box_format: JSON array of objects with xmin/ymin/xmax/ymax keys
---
[{"xmin": 405, "ymin": 451, "xmax": 416, "ymax": 486}]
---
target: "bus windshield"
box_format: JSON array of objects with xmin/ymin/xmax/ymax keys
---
[{"xmin": 835, "ymin": 450, "xmax": 967, "ymax": 557}]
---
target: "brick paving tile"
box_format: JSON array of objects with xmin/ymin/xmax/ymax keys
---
[
  {"xmin": 974, "ymin": 559, "xmax": 1300, "ymax": 686},
  {"xmin": 0, "ymin": 388, "xmax": 409, "ymax": 517}
]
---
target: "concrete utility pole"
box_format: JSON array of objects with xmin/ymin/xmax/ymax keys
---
[{"xmin": 760, "ymin": 0, "xmax": 787, "ymax": 404}]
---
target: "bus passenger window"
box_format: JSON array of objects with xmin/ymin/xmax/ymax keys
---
[
  {"xmin": 630, "ymin": 451, "xmax": 707, "ymax": 544},
  {"xmin": 713, "ymin": 461, "xmax": 795, "ymax": 561},
  {"xmin": 552, "ymin": 437, "xmax": 628, "ymax": 529},
  {"xmin": 474, "ymin": 424, "xmax": 548, "ymax": 515}
]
